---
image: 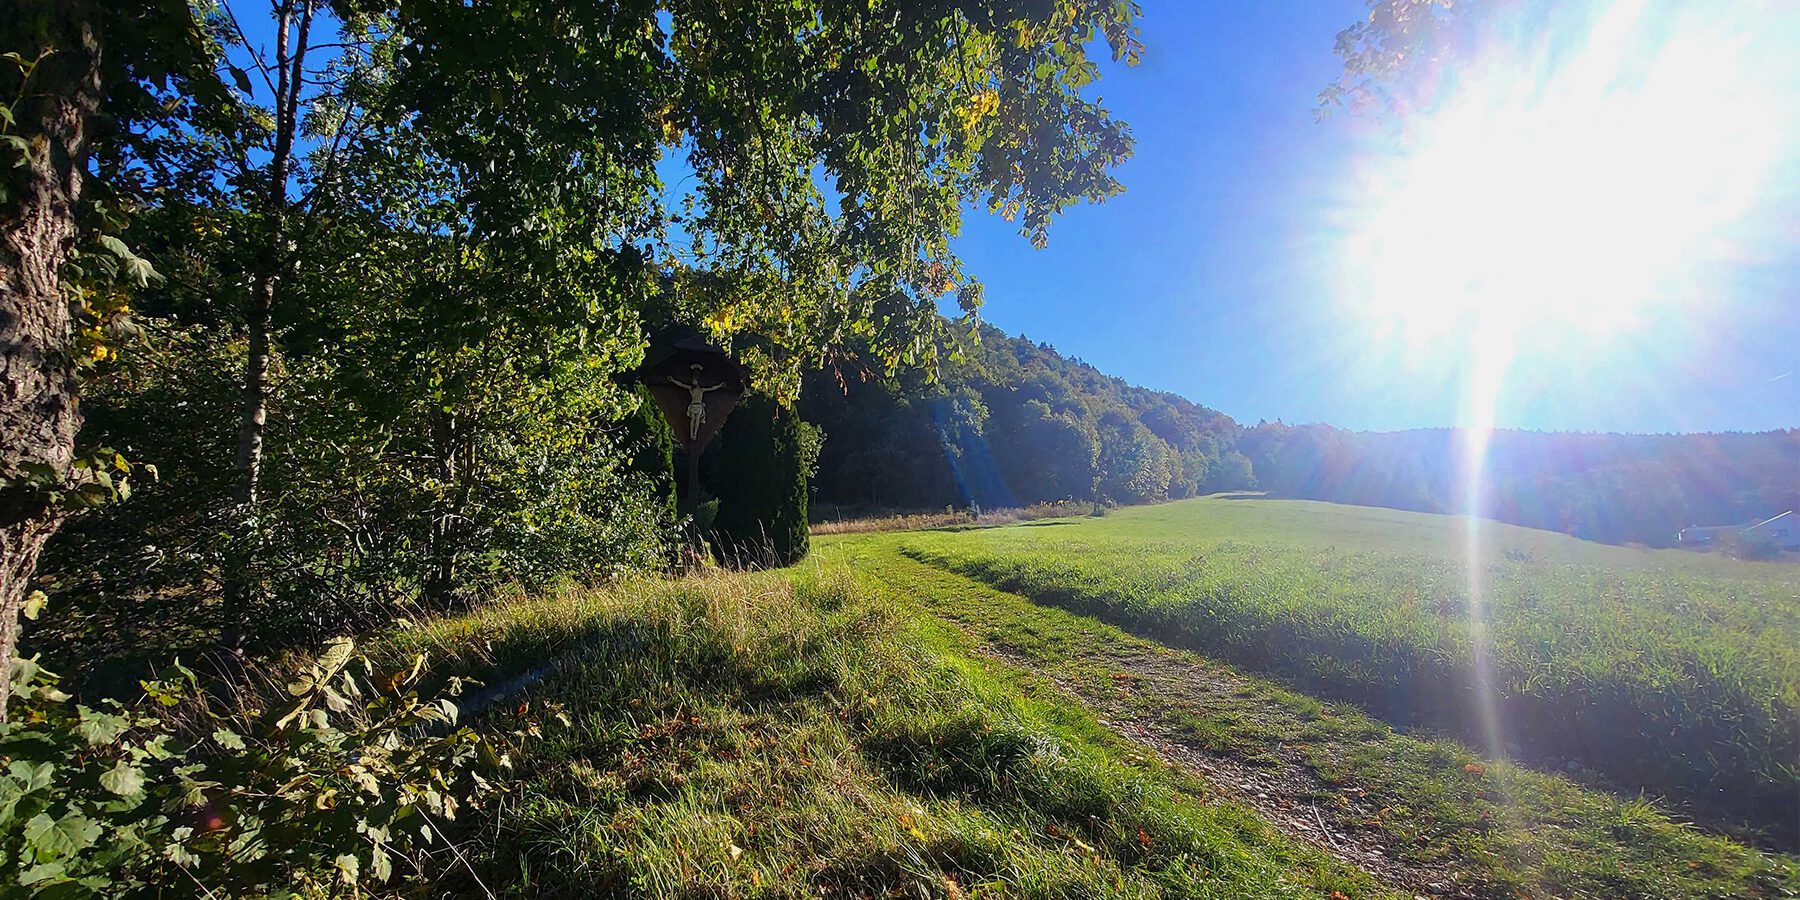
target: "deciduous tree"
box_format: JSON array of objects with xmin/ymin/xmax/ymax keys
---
[{"xmin": 0, "ymin": 0, "xmax": 214, "ymax": 717}]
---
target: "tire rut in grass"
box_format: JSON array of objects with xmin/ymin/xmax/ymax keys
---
[
  {"xmin": 974, "ymin": 642, "xmax": 1466, "ymax": 900},
  {"xmin": 863, "ymin": 554, "xmax": 1464, "ymax": 898},
  {"xmin": 838, "ymin": 541, "xmax": 1800, "ymax": 900}
]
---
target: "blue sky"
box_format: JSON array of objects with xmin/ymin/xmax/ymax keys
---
[
  {"xmin": 948, "ymin": 2, "xmax": 1799, "ymax": 434},
  {"xmin": 230, "ymin": 2, "xmax": 1798, "ymax": 435}
]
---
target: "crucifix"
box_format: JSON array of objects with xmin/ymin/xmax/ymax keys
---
[
  {"xmin": 667, "ymin": 365, "xmax": 727, "ymax": 442},
  {"xmin": 634, "ymin": 327, "xmax": 749, "ymax": 515}
]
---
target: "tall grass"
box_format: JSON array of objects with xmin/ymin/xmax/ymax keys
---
[
  {"xmin": 821, "ymin": 539, "xmax": 1800, "ymax": 899},
  {"xmin": 810, "ymin": 502, "xmax": 1078, "ymax": 535},
  {"xmin": 400, "ymin": 568, "xmax": 1381, "ymax": 898},
  {"xmin": 891, "ymin": 497, "xmax": 1800, "ymax": 840}
]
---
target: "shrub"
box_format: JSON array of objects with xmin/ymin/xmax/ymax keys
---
[
  {"xmin": 621, "ymin": 385, "xmax": 678, "ymax": 525},
  {"xmin": 1727, "ymin": 530, "xmax": 1782, "ymax": 561},
  {"xmin": 36, "ymin": 320, "xmax": 678, "ymax": 679},
  {"xmin": 0, "ymin": 640, "xmax": 530, "ymax": 896},
  {"xmin": 711, "ymin": 396, "xmax": 813, "ymax": 566}
]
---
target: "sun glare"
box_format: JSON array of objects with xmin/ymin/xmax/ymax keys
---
[
  {"xmin": 1329, "ymin": 0, "xmax": 1800, "ymax": 775},
  {"xmin": 1342, "ymin": 0, "xmax": 1795, "ymax": 360}
]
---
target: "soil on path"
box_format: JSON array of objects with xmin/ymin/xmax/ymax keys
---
[
  {"xmin": 864, "ymin": 552, "xmax": 1482, "ymax": 899},
  {"xmin": 829, "ymin": 534, "xmax": 1799, "ymax": 900},
  {"xmin": 1003, "ymin": 643, "xmax": 1465, "ymax": 898}
]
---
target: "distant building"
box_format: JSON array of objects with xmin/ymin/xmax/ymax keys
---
[
  {"xmin": 1678, "ymin": 523, "xmax": 1740, "ymax": 545},
  {"xmin": 1678, "ymin": 511, "xmax": 1797, "ymax": 551},
  {"xmin": 1741, "ymin": 511, "xmax": 1798, "ymax": 550}
]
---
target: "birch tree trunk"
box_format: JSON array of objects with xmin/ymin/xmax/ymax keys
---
[{"xmin": 223, "ymin": 0, "xmax": 311, "ymax": 649}]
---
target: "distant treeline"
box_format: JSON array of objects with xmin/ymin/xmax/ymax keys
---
[
  {"xmin": 1240, "ymin": 424, "xmax": 1799, "ymax": 547},
  {"xmin": 805, "ymin": 325, "xmax": 1798, "ymax": 547},
  {"xmin": 801, "ymin": 326, "xmax": 1255, "ymax": 512}
]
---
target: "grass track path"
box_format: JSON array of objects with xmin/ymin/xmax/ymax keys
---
[
  {"xmin": 856, "ymin": 549, "xmax": 1460, "ymax": 898},
  {"xmin": 828, "ymin": 536, "xmax": 1800, "ymax": 900}
]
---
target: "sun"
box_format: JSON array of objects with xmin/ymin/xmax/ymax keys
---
[
  {"xmin": 1339, "ymin": 0, "xmax": 1794, "ymax": 363},
  {"xmin": 1324, "ymin": 1, "xmax": 1800, "ymax": 770}
]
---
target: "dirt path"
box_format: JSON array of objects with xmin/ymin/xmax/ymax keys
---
[
  {"xmin": 1005, "ymin": 645, "xmax": 1462, "ymax": 899},
  {"xmin": 862, "ymin": 552, "xmax": 1477, "ymax": 898},
  {"xmin": 827, "ymin": 536, "xmax": 1800, "ymax": 900},
  {"xmin": 972, "ymin": 635, "xmax": 1463, "ymax": 899}
]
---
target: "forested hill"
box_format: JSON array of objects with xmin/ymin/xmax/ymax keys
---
[
  {"xmin": 803, "ymin": 324, "xmax": 1798, "ymax": 548},
  {"xmin": 1239, "ymin": 424, "xmax": 1799, "ymax": 547},
  {"xmin": 801, "ymin": 325, "xmax": 1256, "ymax": 513}
]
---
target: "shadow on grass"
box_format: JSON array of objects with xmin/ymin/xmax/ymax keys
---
[{"xmin": 899, "ymin": 546, "xmax": 1800, "ymax": 849}]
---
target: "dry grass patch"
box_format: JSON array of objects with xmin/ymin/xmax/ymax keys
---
[{"xmin": 811, "ymin": 502, "xmax": 1082, "ymax": 535}]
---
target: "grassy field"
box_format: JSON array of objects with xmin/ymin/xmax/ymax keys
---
[
  {"xmin": 809, "ymin": 501, "xmax": 1080, "ymax": 535},
  {"xmin": 822, "ymin": 537, "xmax": 1798, "ymax": 898},
  {"xmin": 397, "ymin": 569, "xmax": 1386, "ymax": 898},
  {"xmin": 883, "ymin": 497, "xmax": 1799, "ymax": 842},
  {"xmin": 366, "ymin": 523, "xmax": 1800, "ymax": 898}
]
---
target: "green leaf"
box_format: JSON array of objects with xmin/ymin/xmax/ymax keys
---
[
  {"xmin": 141, "ymin": 733, "xmax": 175, "ymax": 760},
  {"xmin": 316, "ymin": 637, "xmax": 356, "ymax": 677},
  {"xmin": 212, "ymin": 729, "xmax": 247, "ymax": 750},
  {"xmin": 122, "ymin": 253, "xmax": 159, "ymax": 286},
  {"xmin": 9, "ymin": 761, "xmax": 54, "ymax": 793},
  {"xmin": 97, "ymin": 234, "xmax": 132, "ymax": 259},
  {"xmin": 76, "ymin": 707, "xmax": 130, "ymax": 746},
  {"xmin": 22, "ymin": 590, "xmax": 47, "ymax": 621},
  {"xmin": 16, "ymin": 861, "xmax": 67, "ymax": 887},
  {"xmin": 22, "ymin": 812, "xmax": 102, "ymax": 862},
  {"xmin": 98, "ymin": 761, "xmax": 146, "ymax": 799},
  {"xmin": 165, "ymin": 841, "xmax": 201, "ymax": 868},
  {"xmin": 272, "ymin": 698, "xmax": 310, "ymax": 729},
  {"xmin": 95, "ymin": 234, "xmax": 159, "ymax": 285},
  {"xmin": 321, "ymin": 684, "xmax": 352, "ymax": 713},
  {"xmin": 334, "ymin": 852, "xmax": 360, "ymax": 884}
]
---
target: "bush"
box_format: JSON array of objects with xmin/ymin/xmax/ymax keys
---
[
  {"xmin": 711, "ymin": 396, "xmax": 813, "ymax": 566},
  {"xmin": 0, "ymin": 641, "xmax": 531, "ymax": 896},
  {"xmin": 621, "ymin": 385, "xmax": 678, "ymax": 525},
  {"xmin": 1727, "ymin": 530, "xmax": 1782, "ymax": 561},
  {"xmin": 35, "ymin": 319, "xmax": 678, "ymax": 680}
]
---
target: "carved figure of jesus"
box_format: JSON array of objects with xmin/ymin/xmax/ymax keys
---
[{"xmin": 668, "ymin": 370, "xmax": 725, "ymax": 441}]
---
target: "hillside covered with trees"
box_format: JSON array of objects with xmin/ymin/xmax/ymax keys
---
[
  {"xmin": 801, "ymin": 325, "xmax": 1254, "ymax": 513},
  {"xmin": 1240, "ymin": 424, "xmax": 1799, "ymax": 547},
  {"xmin": 804, "ymin": 324, "xmax": 1797, "ymax": 549}
]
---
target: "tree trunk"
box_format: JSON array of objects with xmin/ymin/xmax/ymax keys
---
[
  {"xmin": 0, "ymin": 2, "xmax": 102, "ymax": 720},
  {"xmin": 223, "ymin": 0, "xmax": 311, "ymax": 649},
  {"xmin": 423, "ymin": 408, "xmax": 465, "ymax": 607}
]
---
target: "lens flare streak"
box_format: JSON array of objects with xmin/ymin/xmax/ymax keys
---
[{"xmin": 1333, "ymin": 0, "xmax": 1800, "ymax": 798}]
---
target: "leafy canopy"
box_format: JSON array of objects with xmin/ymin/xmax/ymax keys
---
[{"xmin": 383, "ymin": 0, "xmax": 1142, "ymax": 396}]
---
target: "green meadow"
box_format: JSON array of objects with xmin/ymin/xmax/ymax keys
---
[
  {"xmin": 17, "ymin": 493, "xmax": 1794, "ymax": 896},
  {"xmin": 882, "ymin": 497, "xmax": 1799, "ymax": 841},
  {"xmin": 396, "ymin": 569, "xmax": 1387, "ymax": 899},
  {"xmin": 386, "ymin": 547, "xmax": 1796, "ymax": 898}
]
